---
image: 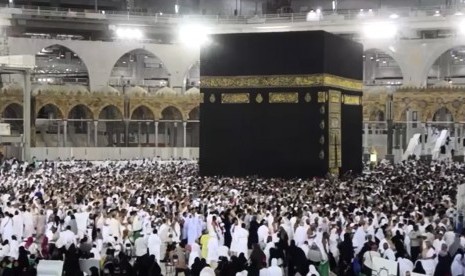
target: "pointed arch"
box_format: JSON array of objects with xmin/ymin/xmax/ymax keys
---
[
  {"xmin": 2, "ymin": 103, "xmax": 23, "ymax": 119},
  {"xmin": 131, "ymin": 105, "xmax": 155, "ymax": 120},
  {"xmin": 433, "ymin": 107, "xmax": 454, "ymax": 122},
  {"xmin": 188, "ymin": 106, "xmax": 199, "ymax": 120},
  {"xmin": 363, "ymin": 48, "xmax": 404, "ymax": 86},
  {"xmin": 161, "ymin": 106, "xmax": 183, "ymax": 120},
  {"xmin": 68, "ymin": 104, "xmax": 93, "ymax": 120},
  {"xmin": 36, "ymin": 103, "xmax": 64, "ymax": 119},
  {"xmin": 98, "ymin": 105, "xmax": 123, "ymax": 120},
  {"xmin": 34, "ymin": 44, "xmax": 89, "ymax": 86},
  {"xmin": 426, "ymin": 45, "xmax": 465, "ymax": 86},
  {"xmin": 109, "ymin": 48, "xmax": 170, "ymax": 88},
  {"xmin": 368, "ymin": 108, "xmax": 385, "ymax": 121}
]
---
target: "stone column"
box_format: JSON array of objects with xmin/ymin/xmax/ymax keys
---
[
  {"xmin": 364, "ymin": 123, "xmax": 369, "ymax": 153},
  {"xmin": 183, "ymin": 121, "xmax": 187, "ymax": 148},
  {"xmin": 145, "ymin": 122, "xmax": 150, "ymax": 145},
  {"xmin": 154, "ymin": 121, "xmax": 159, "ymax": 148},
  {"xmin": 94, "ymin": 121, "xmax": 98, "ymax": 147},
  {"xmin": 124, "ymin": 120, "xmax": 129, "ymax": 147},
  {"xmin": 86, "ymin": 121, "xmax": 91, "ymax": 147},
  {"xmin": 394, "ymin": 124, "xmax": 400, "ymax": 149},
  {"xmin": 421, "ymin": 123, "xmax": 426, "ymax": 155},
  {"xmin": 57, "ymin": 121, "xmax": 61, "ymax": 147},
  {"xmin": 63, "ymin": 120, "xmax": 68, "ymax": 147},
  {"xmin": 455, "ymin": 123, "xmax": 459, "ymax": 152},
  {"xmin": 137, "ymin": 122, "xmax": 141, "ymax": 147},
  {"xmin": 22, "ymin": 70, "xmax": 31, "ymax": 161}
]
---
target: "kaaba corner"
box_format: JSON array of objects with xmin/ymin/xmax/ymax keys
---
[{"xmin": 199, "ymin": 31, "xmax": 363, "ymax": 179}]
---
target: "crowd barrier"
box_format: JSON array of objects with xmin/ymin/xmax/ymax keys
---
[{"xmin": 30, "ymin": 147, "xmax": 199, "ymax": 161}]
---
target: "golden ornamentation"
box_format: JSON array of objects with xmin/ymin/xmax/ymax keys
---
[
  {"xmin": 320, "ymin": 106, "xmax": 326, "ymax": 114},
  {"xmin": 199, "ymin": 93, "xmax": 204, "ymax": 104},
  {"xmin": 221, "ymin": 93, "xmax": 250, "ymax": 104},
  {"xmin": 200, "ymin": 74, "xmax": 363, "ymax": 91},
  {"xmin": 256, "ymin": 93, "xmax": 263, "ymax": 103},
  {"xmin": 343, "ymin": 95, "xmax": 361, "ymax": 105},
  {"xmin": 209, "ymin": 94, "xmax": 216, "ymax": 103},
  {"xmin": 269, "ymin": 92, "xmax": 298, "ymax": 103},
  {"xmin": 319, "ymin": 150, "xmax": 325, "ymax": 160},
  {"xmin": 304, "ymin": 93, "xmax": 312, "ymax": 103},
  {"xmin": 330, "ymin": 90, "xmax": 341, "ymax": 103},
  {"xmin": 328, "ymin": 90, "xmax": 342, "ymax": 172},
  {"xmin": 319, "ymin": 135, "xmax": 325, "ymax": 145},
  {"xmin": 318, "ymin": 92, "xmax": 327, "ymax": 103},
  {"xmin": 320, "ymin": 120, "xmax": 325, "ymax": 130}
]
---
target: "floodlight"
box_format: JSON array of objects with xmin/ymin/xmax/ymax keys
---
[
  {"xmin": 179, "ymin": 24, "xmax": 210, "ymax": 47},
  {"xmin": 363, "ymin": 22, "xmax": 397, "ymax": 39},
  {"xmin": 115, "ymin": 27, "xmax": 143, "ymax": 40}
]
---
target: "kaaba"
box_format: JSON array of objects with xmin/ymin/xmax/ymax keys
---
[{"xmin": 199, "ymin": 31, "xmax": 363, "ymax": 178}]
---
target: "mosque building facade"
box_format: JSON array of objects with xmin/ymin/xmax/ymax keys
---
[{"xmin": 0, "ymin": 4, "xmax": 464, "ymax": 161}]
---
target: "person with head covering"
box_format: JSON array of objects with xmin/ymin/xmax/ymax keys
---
[
  {"xmin": 148, "ymin": 229, "xmax": 162, "ymax": 262},
  {"xmin": 451, "ymin": 254, "xmax": 465, "ymax": 276},
  {"xmin": 233, "ymin": 223, "xmax": 249, "ymax": 258},
  {"xmin": 338, "ymin": 232, "xmax": 354, "ymax": 275},
  {"xmin": 434, "ymin": 243, "xmax": 452, "ymax": 276},
  {"xmin": 362, "ymin": 242, "xmax": 380, "ymax": 276},
  {"xmin": 266, "ymin": 258, "xmax": 284, "ymax": 276},
  {"xmin": 206, "ymin": 232, "xmax": 219, "ymax": 266},
  {"xmin": 287, "ymin": 239, "xmax": 309, "ymax": 276},
  {"xmin": 398, "ymin": 257, "xmax": 414, "ymax": 276},
  {"xmin": 250, "ymin": 243, "xmax": 266, "ymax": 271},
  {"xmin": 200, "ymin": 230, "xmax": 211, "ymax": 259},
  {"xmin": 248, "ymin": 216, "xmax": 259, "ymax": 249}
]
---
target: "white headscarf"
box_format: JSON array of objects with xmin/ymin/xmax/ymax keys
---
[
  {"xmin": 199, "ymin": 267, "xmax": 216, "ymax": 276},
  {"xmin": 267, "ymin": 258, "xmax": 283, "ymax": 276},
  {"xmin": 451, "ymin": 254, "xmax": 464, "ymax": 276}
]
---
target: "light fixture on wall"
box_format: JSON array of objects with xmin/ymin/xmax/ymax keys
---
[
  {"xmin": 362, "ymin": 22, "xmax": 397, "ymax": 39},
  {"xmin": 179, "ymin": 24, "xmax": 210, "ymax": 47},
  {"xmin": 115, "ymin": 27, "xmax": 143, "ymax": 40}
]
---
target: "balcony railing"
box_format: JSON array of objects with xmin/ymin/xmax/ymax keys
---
[{"xmin": 0, "ymin": 4, "xmax": 463, "ymax": 26}]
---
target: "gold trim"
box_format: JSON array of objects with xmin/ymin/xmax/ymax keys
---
[
  {"xmin": 209, "ymin": 94, "xmax": 216, "ymax": 103},
  {"xmin": 304, "ymin": 93, "xmax": 312, "ymax": 102},
  {"xmin": 200, "ymin": 93, "xmax": 205, "ymax": 104},
  {"xmin": 318, "ymin": 92, "xmax": 327, "ymax": 103},
  {"xmin": 256, "ymin": 93, "xmax": 263, "ymax": 103},
  {"xmin": 328, "ymin": 90, "xmax": 342, "ymax": 173},
  {"xmin": 343, "ymin": 95, "xmax": 362, "ymax": 105},
  {"xmin": 269, "ymin": 92, "xmax": 298, "ymax": 103},
  {"xmin": 221, "ymin": 93, "xmax": 250, "ymax": 104},
  {"xmin": 200, "ymin": 74, "xmax": 362, "ymax": 92}
]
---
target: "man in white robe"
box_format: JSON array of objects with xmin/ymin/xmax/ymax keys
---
[
  {"xmin": 187, "ymin": 214, "xmax": 201, "ymax": 245},
  {"xmin": 22, "ymin": 209, "xmax": 34, "ymax": 239},
  {"xmin": 12, "ymin": 211, "xmax": 24, "ymax": 240},
  {"xmin": 147, "ymin": 229, "xmax": 162, "ymax": 262},
  {"xmin": 206, "ymin": 233, "xmax": 219, "ymax": 265},
  {"xmin": 1, "ymin": 214, "xmax": 14, "ymax": 242},
  {"xmin": 233, "ymin": 223, "xmax": 249, "ymax": 258}
]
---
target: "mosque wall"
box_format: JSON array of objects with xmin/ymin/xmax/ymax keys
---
[{"xmin": 7, "ymin": 37, "xmax": 199, "ymax": 93}]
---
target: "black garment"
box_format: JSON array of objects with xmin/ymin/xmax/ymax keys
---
[
  {"xmin": 434, "ymin": 253, "xmax": 452, "ymax": 276},
  {"xmin": 413, "ymin": 261, "xmax": 426, "ymax": 274},
  {"xmin": 63, "ymin": 244, "xmax": 82, "ymax": 276},
  {"xmin": 338, "ymin": 233, "xmax": 355, "ymax": 276},
  {"xmin": 248, "ymin": 220, "xmax": 259, "ymax": 249},
  {"xmin": 392, "ymin": 232, "xmax": 406, "ymax": 258},
  {"xmin": 411, "ymin": 246, "xmax": 421, "ymax": 261},
  {"xmin": 287, "ymin": 241, "xmax": 309, "ymax": 276},
  {"xmin": 191, "ymin": 258, "xmax": 205, "ymax": 276}
]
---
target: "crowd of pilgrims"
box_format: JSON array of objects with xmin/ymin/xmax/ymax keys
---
[{"xmin": 0, "ymin": 158, "xmax": 463, "ymax": 276}]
